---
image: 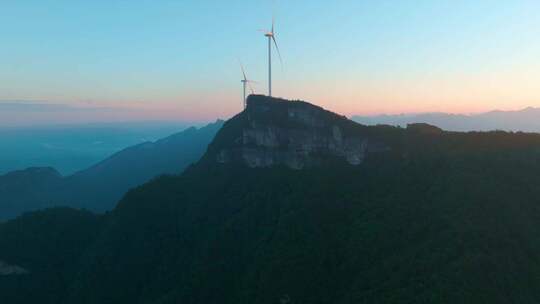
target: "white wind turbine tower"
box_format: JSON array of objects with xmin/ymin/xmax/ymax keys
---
[
  {"xmin": 260, "ymin": 16, "xmax": 282, "ymax": 97},
  {"xmin": 240, "ymin": 63, "xmax": 256, "ymax": 109}
]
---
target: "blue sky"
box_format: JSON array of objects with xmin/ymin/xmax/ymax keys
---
[{"xmin": 1, "ymin": 1, "xmax": 540, "ymax": 125}]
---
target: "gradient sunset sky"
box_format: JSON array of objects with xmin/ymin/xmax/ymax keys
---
[{"xmin": 1, "ymin": 1, "xmax": 540, "ymax": 125}]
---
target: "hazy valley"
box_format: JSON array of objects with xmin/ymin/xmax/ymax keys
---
[{"xmin": 0, "ymin": 120, "xmax": 223, "ymax": 221}]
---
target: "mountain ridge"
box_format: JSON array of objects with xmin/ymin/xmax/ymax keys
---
[
  {"xmin": 3, "ymin": 96, "xmax": 540, "ymax": 303},
  {"xmin": 0, "ymin": 120, "xmax": 223, "ymax": 220},
  {"xmin": 352, "ymin": 106, "xmax": 540, "ymax": 132}
]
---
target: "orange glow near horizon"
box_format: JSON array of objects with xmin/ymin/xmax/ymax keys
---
[{"xmin": 2, "ymin": 1, "xmax": 540, "ymax": 126}]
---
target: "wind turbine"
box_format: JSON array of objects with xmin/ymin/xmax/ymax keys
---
[
  {"xmin": 260, "ymin": 16, "xmax": 282, "ymax": 97},
  {"xmin": 240, "ymin": 63, "xmax": 256, "ymax": 109}
]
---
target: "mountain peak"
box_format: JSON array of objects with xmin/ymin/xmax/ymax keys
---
[{"xmin": 201, "ymin": 95, "xmax": 390, "ymax": 169}]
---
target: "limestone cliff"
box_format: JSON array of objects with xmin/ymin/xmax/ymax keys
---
[{"xmin": 203, "ymin": 95, "xmax": 391, "ymax": 169}]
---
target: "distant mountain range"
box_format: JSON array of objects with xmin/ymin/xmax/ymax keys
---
[
  {"xmin": 0, "ymin": 120, "xmax": 223, "ymax": 220},
  {"xmin": 0, "ymin": 121, "xmax": 195, "ymax": 175},
  {"xmin": 3, "ymin": 96, "xmax": 540, "ymax": 303},
  {"xmin": 352, "ymin": 107, "xmax": 540, "ymax": 132}
]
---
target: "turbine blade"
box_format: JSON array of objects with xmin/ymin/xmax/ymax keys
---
[
  {"xmin": 239, "ymin": 62, "xmax": 247, "ymax": 81},
  {"xmin": 272, "ymin": 15, "xmax": 275, "ymax": 34},
  {"xmin": 248, "ymin": 81, "xmax": 255, "ymax": 94},
  {"xmin": 272, "ymin": 36, "xmax": 283, "ymax": 68}
]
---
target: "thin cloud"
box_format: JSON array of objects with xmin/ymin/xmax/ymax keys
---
[{"xmin": 0, "ymin": 101, "xmax": 118, "ymax": 112}]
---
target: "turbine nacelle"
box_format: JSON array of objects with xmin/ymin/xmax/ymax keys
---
[{"xmin": 241, "ymin": 78, "xmax": 257, "ymax": 88}]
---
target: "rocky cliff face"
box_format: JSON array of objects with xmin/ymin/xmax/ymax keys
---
[{"xmin": 205, "ymin": 95, "xmax": 390, "ymax": 169}]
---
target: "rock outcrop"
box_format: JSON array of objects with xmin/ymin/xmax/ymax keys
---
[
  {"xmin": 205, "ymin": 95, "xmax": 390, "ymax": 169},
  {"xmin": 0, "ymin": 261, "xmax": 28, "ymax": 275}
]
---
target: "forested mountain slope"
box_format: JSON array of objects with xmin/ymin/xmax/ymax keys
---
[{"xmin": 2, "ymin": 96, "xmax": 540, "ymax": 303}]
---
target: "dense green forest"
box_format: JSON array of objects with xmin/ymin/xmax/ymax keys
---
[{"xmin": 3, "ymin": 126, "xmax": 540, "ymax": 303}]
